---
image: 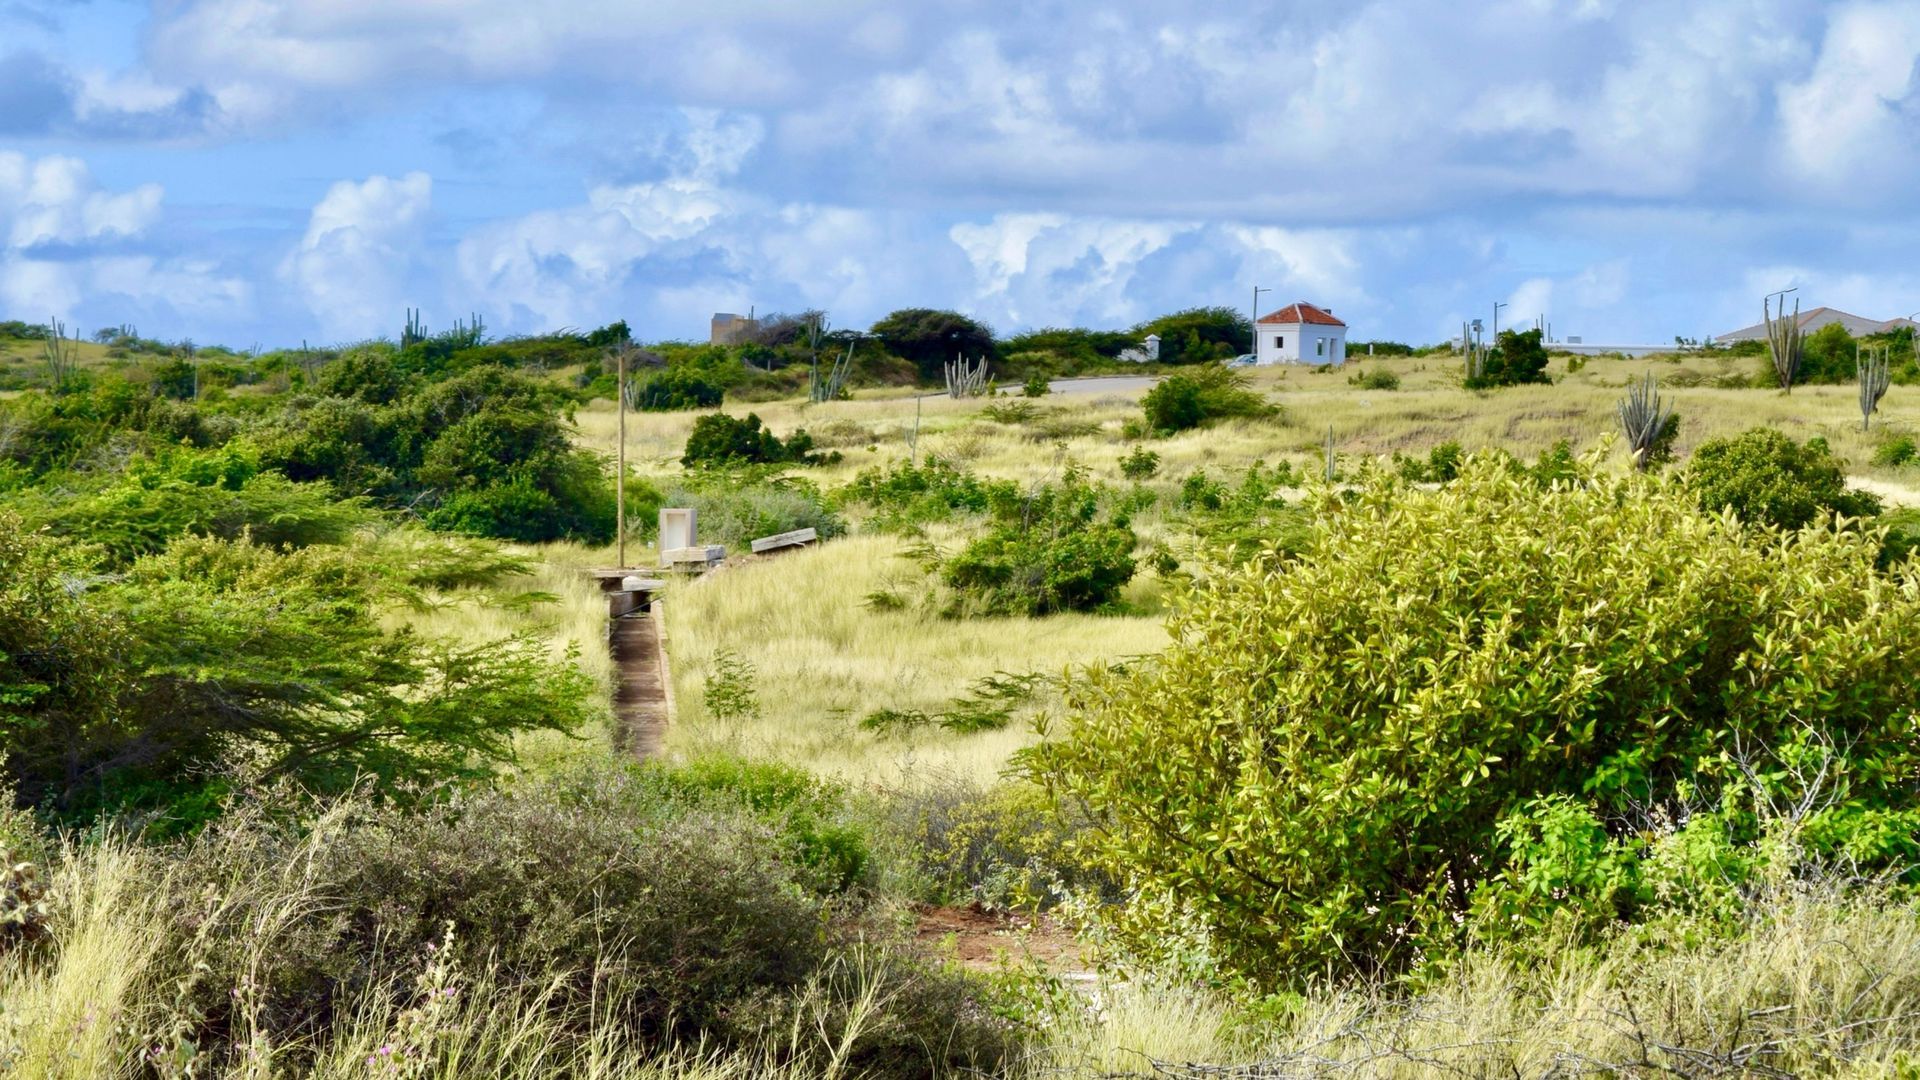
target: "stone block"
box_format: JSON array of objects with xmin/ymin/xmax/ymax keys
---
[{"xmin": 749, "ymin": 527, "xmax": 819, "ymax": 554}]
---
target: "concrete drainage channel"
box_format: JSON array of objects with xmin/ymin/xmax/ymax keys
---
[
  {"xmin": 588, "ymin": 571, "xmax": 672, "ymax": 760},
  {"xmin": 588, "ymin": 509, "xmax": 822, "ymax": 760}
]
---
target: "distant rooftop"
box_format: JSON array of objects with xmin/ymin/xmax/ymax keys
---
[
  {"xmin": 1257, "ymin": 302, "xmax": 1345, "ymax": 327},
  {"xmin": 1715, "ymin": 306, "xmax": 1917, "ymax": 344}
]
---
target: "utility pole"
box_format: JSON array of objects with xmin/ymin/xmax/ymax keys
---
[
  {"xmin": 1493, "ymin": 301, "xmax": 1508, "ymax": 342},
  {"xmin": 616, "ymin": 344, "xmax": 628, "ymax": 568},
  {"xmin": 1252, "ymin": 286, "xmax": 1270, "ymax": 360}
]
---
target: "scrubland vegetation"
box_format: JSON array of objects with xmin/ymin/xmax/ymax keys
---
[{"xmin": 5, "ymin": 308, "xmax": 1920, "ymax": 1076}]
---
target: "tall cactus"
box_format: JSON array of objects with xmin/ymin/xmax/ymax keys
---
[
  {"xmin": 1858, "ymin": 343, "xmax": 1891, "ymax": 431},
  {"xmin": 1764, "ymin": 296, "xmax": 1803, "ymax": 392},
  {"xmin": 402, "ymin": 307, "xmax": 426, "ymax": 348},
  {"xmin": 945, "ymin": 353, "xmax": 988, "ymax": 398},
  {"xmin": 1462, "ymin": 321, "xmax": 1487, "ymax": 382},
  {"xmin": 41, "ymin": 317, "xmax": 77, "ymax": 395},
  {"xmin": 1617, "ymin": 372, "xmax": 1675, "ymax": 471}
]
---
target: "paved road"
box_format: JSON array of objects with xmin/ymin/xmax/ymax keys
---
[{"xmin": 1046, "ymin": 375, "xmax": 1158, "ymax": 396}]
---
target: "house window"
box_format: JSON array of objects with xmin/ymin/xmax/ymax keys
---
[
  {"xmin": 1316, "ymin": 338, "xmax": 1326, "ymax": 357},
  {"xmin": 1274, "ymin": 335, "xmax": 1285, "ymax": 350}
]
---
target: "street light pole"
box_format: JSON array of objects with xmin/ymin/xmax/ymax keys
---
[
  {"xmin": 1492, "ymin": 301, "xmax": 1508, "ymax": 342},
  {"xmin": 615, "ymin": 344, "xmax": 628, "ymax": 568},
  {"xmin": 1252, "ymin": 286, "xmax": 1270, "ymax": 361}
]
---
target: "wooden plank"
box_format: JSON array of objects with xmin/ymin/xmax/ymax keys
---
[{"xmin": 750, "ymin": 527, "xmax": 818, "ymax": 554}]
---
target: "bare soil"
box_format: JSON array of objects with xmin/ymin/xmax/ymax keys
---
[{"xmin": 913, "ymin": 903, "xmax": 1087, "ymax": 975}]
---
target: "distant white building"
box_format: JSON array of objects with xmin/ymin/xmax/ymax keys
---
[
  {"xmin": 1255, "ymin": 302, "xmax": 1347, "ymax": 365},
  {"xmin": 1119, "ymin": 334, "xmax": 1160, "ymax": 363}
]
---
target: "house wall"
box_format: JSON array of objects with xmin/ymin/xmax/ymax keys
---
[{"xmin": 1256, "ymin": 324, "xmax": 1347, "ymax": 365}]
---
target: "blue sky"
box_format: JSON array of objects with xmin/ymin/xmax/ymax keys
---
[{"xmin": 0, "ymin": 0, "xmax": 1917, "ymax": 349}]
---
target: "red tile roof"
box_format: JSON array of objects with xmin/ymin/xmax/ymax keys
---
[{"xmin": 1258, "ymin": 302, "xmax": 1345, "ymax": 327}]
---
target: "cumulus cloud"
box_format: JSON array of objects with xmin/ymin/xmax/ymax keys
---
[
  {"xmin": 0, "ymin": 152, "xmax": 246, "ymax": 324},
  {"xmin": 1777, "ymin": 1, "xmax": 1920, "ymax": 190},
  {"xmin": 281, "ymin": 172, "xmax": 433, "ymax": 339}
]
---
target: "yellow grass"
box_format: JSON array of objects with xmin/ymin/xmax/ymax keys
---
[
  {"xmin": 576, "ymin": 353, "xmax": 1920, "ymax": 503},
  {"xmin": 655, "ymin": 535, "xmax": 1166, "ymax": 787}
]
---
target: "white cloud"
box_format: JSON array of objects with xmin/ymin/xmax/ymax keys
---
[
  {"xmin": 950, "ymin": 213, "xmax": 1187, "ymax": 329},
  {"xmin": 1778, "ymin": 1, "xmax": 1920, "ymax": 188},
  {"xmin": 281, "ymin": 171, "xmax": 433, "ymax": 339},
  {"xmin": 0, "ymin": 153, "xmax": 162, "ymax": 249}
]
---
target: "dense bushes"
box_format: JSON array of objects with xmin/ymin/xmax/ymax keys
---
[
  {"xmin": 940, "ymin": 468, "xmax": 1137, "ymax": 616},
  {"xmin": 1031, "ymin": 453, "xmax": 1920, "ymax": 984},
  {"xmin": 628, "ymin": 364, "xmax": 725, "ymax": 410},
  {"xmin": 681, "ymin": 412, "xmax": 832, "ymax": 468},
  {"xmin": 129, "ymin": 770, "xmax": 1022, "ymax": 1077},
  {"xmin": 1135, "ymin": 307, "xmax": 1251, "ymax": 364},
  {"xmin": 1466, "ymin": 328, "xmax": 1551, "ymax": 389},
  {"xmin": 662, "ymin": 474, "xmax": 846, "ymax": 549},
  {"xmin": 837, "ymin": 458, "xmax": 1017, "ymax": 533},
  {"xmin": 1686, "ymin": 428, "xmax": 1880, "ymax": 528},
  {"xmin": 1140, "ymin": 364, "xmax": 1275, "ymax": 433},
  {"xmin": 0, "ymin": 519, "xmax": 594, "ymax": 819}
]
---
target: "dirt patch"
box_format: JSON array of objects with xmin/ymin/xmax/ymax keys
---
[{"xmin": 914, "ymin": 904, "xmax": 1087, "ymax": 976}]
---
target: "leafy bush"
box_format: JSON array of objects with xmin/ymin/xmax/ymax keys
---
[
  {"xmin": 1135, "ymin": 307, "xmax": 1251, "ymax": 364},
  {"xmin": 0, "ymin": 522, "xmax": 596, "ymax": 819},
  {"xmin": 837, "ymin": 458, "xmax": 1016, "ymax": 533},
  {"xmin": 869, "ymin": 309, "xmax": 996, "ymax": 383},
  {"xmin": 1394, "ymin": 441, "xmax": 1465, "ymax": 483},
  {"xmin": 630, "ymin": 365, "xmax": 725, "ymax": 410},
  {"xmin": 155, "ymin": 775, "xmax": 1019, "ymax": 1075},
  {"xmin": 1348, "ymin": 367, "xmax": 1401, "ymax": 390},
  {"xmin": 1141, "ymin": 365, "xmax": 1275, "ymax": 433},
  {"xmin": 1030, "ymin": 453, "xmax": 1920, "ymax": 984},
  {"xmin": 23, "ymin": 445, "xmax": 371, "ymax": 567},
  {"xmin": 1022, "ymin": 372, "xmax": 1050, "ymax": 397},
  {"xmin": 884, "ymin": 776, "xmax": 1114, "ymax": 909},
  {"xmin": 681, "ymin": 412, "xmax": 830, "ymax": 468},
  {"xmin": 1873, "ymin": 434, "xmax": 1917, "ymax": 468},
  {"xmin": 940, "ymin": 469, "xmax": 1136, "ymax": 616},
  {"xmin": 1119, "ymin": 446, "xmax": 1160, "ymax": 481},
  {"xmin": 1466, "ymin": 328, "xmax": 1551, "ymax": 389},
  {"xmin": 1686, "ymin": 428, "xmax": 1881, "ymax": 529}
]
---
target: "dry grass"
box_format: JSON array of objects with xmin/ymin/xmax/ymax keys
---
[
  {"xmin": 577, "ymin": 354, "xmax": 1920, "ymax": 505},
  {"xmin": 654, "ymin": 534, "xmax": 1166, "ymax": 787},
  {"xmin": 1049, "ymin": 889, "xmax": 1920, "ymax": 1077}
]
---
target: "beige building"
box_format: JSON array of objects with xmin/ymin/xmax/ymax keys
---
[
  {"xmin": 1715, "ymin": 306, "xmax": 1918, "ymax": 344},
  {"xmin": 710, "ymin": 312, "xmax": 760, "ymax": 345}
]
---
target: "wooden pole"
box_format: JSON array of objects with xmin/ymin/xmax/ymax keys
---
[{"xmin": 616, "ymin": 346, "xmax": 628, "ymax": 568}]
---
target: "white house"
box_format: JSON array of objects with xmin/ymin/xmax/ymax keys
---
[{"xmin": 1255, "ymin": 302, "xmax": 1347, "ymax": 365}]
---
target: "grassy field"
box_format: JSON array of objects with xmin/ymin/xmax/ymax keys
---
[{"xmin": 561, "ymin": 350, "xmax": 1919, "ymax": 783}]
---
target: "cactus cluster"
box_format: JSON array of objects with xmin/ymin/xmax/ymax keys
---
[
  {"xmin": 1617, "ymin": 372, "xmax": 1676, "ymax": 471},
  {"xmin": 945, "ymin": 354, "xmax": 989, "ymax": 398},
  {"xmin": 41, "ymin": 317, "xmax": 77, "ymax": 394}
]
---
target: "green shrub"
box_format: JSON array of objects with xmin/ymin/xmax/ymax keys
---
[
  {"xmin": 1022, "ymin": 372, "xmax": 1050, "ymax": 398},
  {"xmin": 1119, "ymin": 446, "xmax": 1160, "ymax": 481},
  {"xmin": 1141, "ymin": 365, "xmax": 1274, "ymax": 433},
  {"xmin": 1466, "ymin": 328, "xmax": 1551, "ymax": 389},
  {"xmin": 655, "ymin": 757, "xmax": 873, "ymax": 894},
  {"xmin": 940, "ymin": 469, "xmax": 1136, "ymax": 616},
  {"xmin": 1395, "ymin": 441, "xmax": 1465, "ymax": 483},
  {"xmin": 1030, "ymin": 453, "xmax": 1920, "ymax": 985},
  {"xmin": 24, "ymin": 445, "xmax": 372, "ymax": 567},
  {"xmin": 1686, "ymin": 428, "xmax": 1881, "ymax": 529},
  {"xmin": 156, "ymin": 775, "xmax": 1018, "ymax": 1075},
  {"xmin": 1873, "ymin": 434, "xmax": 1917, "ymax": 468},
  {"xmin": 1348, "ymin": 367, "xmax": 1401, "ymax": 390},
  {"xmin": 837, "ymin": 458, "xmax": 1015, "ymax": 533},
  {"xmin": 884, "ymin": 776, "xmax": 1114, "ymax": 909},
  {"xmin": 681, "ymin": 412, "xmax": 830, "ymax": 468},
  {"xmin": 630, "ymin": 365, "xmax": 725, "ymax": 410}
]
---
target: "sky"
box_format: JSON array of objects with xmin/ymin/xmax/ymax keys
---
[{"xmin": 0, "ymin": 0, "xmax": 1917, "ymax": 350}]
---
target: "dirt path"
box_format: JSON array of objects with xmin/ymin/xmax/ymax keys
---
[
  {"xmin": 914, "ymin": 904, "xmax": 1088, "ymax": 978},
  {"xmin": 610, "ymin": 610, "xmax": 668, "ymax": 759}
]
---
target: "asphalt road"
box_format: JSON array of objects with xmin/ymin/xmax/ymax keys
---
[{"xmin": 1045, "ymin": 375, "xmax": 1158, "ymax": 396}]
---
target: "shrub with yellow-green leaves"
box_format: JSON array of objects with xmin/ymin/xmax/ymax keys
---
[{"xmin": 1030, "ymin": 452, "xmax": 1920, "ymax": 985}]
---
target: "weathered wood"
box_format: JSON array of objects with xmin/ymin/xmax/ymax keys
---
[
  {"xmin": 750, "ymin": 527, "xmax": 818, "ymax": 554},
  {"xmin": 610, "ymin": 611, "xmax": 668, "ymax": 759}
]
